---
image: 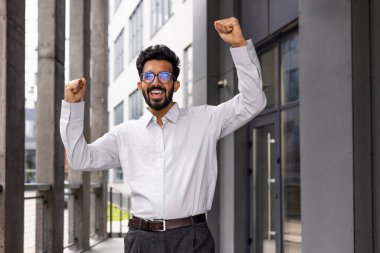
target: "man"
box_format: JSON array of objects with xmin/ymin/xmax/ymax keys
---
[{"xmin": 61, "ymin": 17, "xmax": 266, "ymax": 253}]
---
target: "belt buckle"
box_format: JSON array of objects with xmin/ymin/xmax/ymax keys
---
[{"xmin": 152, "ymin": 219, "xmax": 166, "ymax": 231}]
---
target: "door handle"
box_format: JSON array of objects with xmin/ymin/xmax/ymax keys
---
[{"xmin": 267, "ymin": 133, "xmax": 275, "ymax": 239}]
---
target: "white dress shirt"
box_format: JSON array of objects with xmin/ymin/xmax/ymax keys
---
[{"xmin": 60, "ymin": 40, "xmax": 266, "ymax": 219}]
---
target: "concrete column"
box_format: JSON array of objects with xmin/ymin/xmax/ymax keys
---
[
  {"xmin": 299, "ymin": 0, "xmax": 373, "ymax": 252},
  {"xmin": 351, "ymin": 1, "xmax": 372, "ymax": 252},
  {"xmin": 193, "ymin": 0, "xmax": 220, "ymax": 251},
  {"xmin": 0, "ymin": 1, "xmax": 25, "ymax": 252},
  {"xmin": 68, "ymin": 0, "xmax": 91, "ymax": 250},
  {"xmin": 90, "ymin": 0, "xmax": 109, "ymax": 239},
  {"xmin": 371, "ymin": 0, "xmax": 380, "ymax": 251},
  {"xmin": 36, "ymin": 0, "xmax": 65, "ymax": 252}
]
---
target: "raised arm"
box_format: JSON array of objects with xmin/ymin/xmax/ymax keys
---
[
  {"xmin": 212, "ymin": 17, "xmax": 267, "ymax": 139},
  {"xmin": 60, "ymin": 78, "xmax": 121, "ymax": 171}
]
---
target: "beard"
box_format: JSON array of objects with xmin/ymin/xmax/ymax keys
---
[{"xmin": 142, "ymin": 85, "xmax": 175, "ymax": 111}]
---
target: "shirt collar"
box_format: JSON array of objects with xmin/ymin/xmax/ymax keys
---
[
  {"xmin": 141, "ymin": 103, "xmax": 180, "ymax": 127},
  {"xmin": 165, "ymin": 103, "xmax": 180, "ymax": 124}
]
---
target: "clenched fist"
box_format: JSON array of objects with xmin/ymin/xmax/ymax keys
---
[
  {"xmin": 65, "ymin": 78, "xmax": 87, "ymax": 103},
  {"xmin": 214, "ymin": 17, "xmax": 247, "ymax": 48}
]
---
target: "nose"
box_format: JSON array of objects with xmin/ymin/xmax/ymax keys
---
[{"xmin": 149, "ymin": 75, "xmax": 164, "ymax": 87}]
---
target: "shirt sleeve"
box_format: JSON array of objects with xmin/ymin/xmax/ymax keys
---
[
  {"xmin": 212, "ymin": 39, "xmax": 267, "ymax": 140},
  {"xmin": 60, "ymin": 101, "xmax": 121, "ymax": 171}
]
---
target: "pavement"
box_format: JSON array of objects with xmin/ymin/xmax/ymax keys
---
[{"xmin": 84, "ymin": 238, "xmax": 124, "ymax": 252}]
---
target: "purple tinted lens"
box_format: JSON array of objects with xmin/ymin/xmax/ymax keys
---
[
  {"xmin": 158, "ymin": 72, "xmax": 171, "ymax": 83},
  {"xmin": 143, "ymin": 72, "xmax": 155, "ymax": 83}
]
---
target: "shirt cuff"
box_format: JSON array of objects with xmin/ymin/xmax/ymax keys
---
[
  {"xmin": 61, "ymin": 100, "xmax": 85, "ymax": 121},
  {"xmin": 230, "ymin": 39, "xmax": 257, "ymax": 65}
]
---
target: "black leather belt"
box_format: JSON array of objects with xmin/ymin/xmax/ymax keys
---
[{"xmin": 128, "ymin": 213, "xmax": 206, "ymax": 232}]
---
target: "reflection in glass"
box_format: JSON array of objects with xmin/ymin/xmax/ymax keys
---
[
  {"xmin": 253, "ymin": 125, "xmax": 276, "ymax": 253},
  {"xmin": 259, "ymin": 48, "xmax": 276, "ymax": 109},
  {"xmin": 281, "ymin": 107, "xmax": 301, "ymax": 253},
  {"xmin": 281, "ymin": 34, "xmax": 299, "ymax": 104}
]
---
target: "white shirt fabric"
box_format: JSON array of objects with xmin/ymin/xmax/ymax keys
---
[{"xmin": 60, "ymin": 39, "xmax": 266, "ymax": 219}]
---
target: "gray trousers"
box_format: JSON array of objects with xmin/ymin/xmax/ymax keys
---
[{"xmin": 124, "ymin": 222, "xmax": 215, "ymax": 253}]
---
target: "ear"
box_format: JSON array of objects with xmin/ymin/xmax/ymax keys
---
[
  {"xmin": 137, "ymin": 81, "xmax": 143, "ymax": 91},
  {"xmin": 173, "ymin": 80, "xmax": 180, "ymax": 92}
]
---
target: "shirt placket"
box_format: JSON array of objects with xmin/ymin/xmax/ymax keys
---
[{"xmin": 154, "ymin": 117, "xmax": 166, "ymax": 218}]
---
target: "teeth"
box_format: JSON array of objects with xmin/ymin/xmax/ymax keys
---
[{"xmin": 150, "ymin": 90, "xmax": 164, "ymax": 94}]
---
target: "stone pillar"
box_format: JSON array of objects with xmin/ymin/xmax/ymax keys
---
[
  {"xmin": 193, "ymin": 0, "xmax": 220, "ymax": 251},
  {"xmin": 351, "ymin": 1, "xmax": 372, "ymax": 252},
  {"xmin": 299, "ymin": 0, "xmax": 373, "ymax": 252},
  {"xmin": 36, "ymin": 0, "xmax": 65, "ymax": 252},
  {"xmin": 90, "ymin": 0, "xmax": 109, "ymax": 239},
  {"xmin": 0, "ymin": 1, "xmax": 25, "ymax": 252},
  {"xmin": 371, "ymin": 0, "xmax": 380, "ymax": 251},
  {"xmin": 68, "ymin": 0, "xmax": 91, "ymax": 250}
]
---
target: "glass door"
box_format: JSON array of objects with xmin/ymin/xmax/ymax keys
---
[
  {"xmin": 250, "ymin": 31, "xmax": 301, "ymax": 253},
  {"xmin": 252, "ymin": 123, "xmax": 278, "ymax": 253}
]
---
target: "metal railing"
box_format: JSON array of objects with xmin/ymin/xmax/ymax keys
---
[
  {"xmin": 0, "ymin": 182, "xmax": 116, "ymax": 251},
  {"xmin": 90, "ymin": 183, "xmax": 102, "ymax": 238},
  {"xmin": 108, "ymin": 187, "xmax": 130, "ymax": 237},
  {"xmin": 23, "ymin": 183, "xmax": 82, "ymax": 252},
  {"xmin": 64, "ymin": 183, "xmax": 80, "ymax": 249},
  {"xmin": 24, "ymin": 183, "xmax": 50, "ymax": 253}
]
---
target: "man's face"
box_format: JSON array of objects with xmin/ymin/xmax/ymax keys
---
[{"xmin": 138, "ymin": 60, "xmax": 179, "ymax": 111}]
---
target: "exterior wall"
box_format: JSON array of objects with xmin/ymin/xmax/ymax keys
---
[
  {"xmin": 196, "ymin": 0, "xmax": 378, "ymax": 253},
  {"xmin": 242, "ymin": 0, "xmax": 298, "ymax": 44},
  {"xmin": 108, "ymin": 0, "xmax": 193, "ymax": 192}
]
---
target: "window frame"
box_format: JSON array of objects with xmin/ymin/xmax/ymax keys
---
[
  {"xmin": 129, "ymin": 1, "xmax": 144, "ymax": 61},
  {"xmin": 113, "ymin": 29, "xmax": 125, "ymax": 80},
  {"xmin": 151, "ymin": 0, "xmax": 174, "ymax": 36},
  {"xmin": 129, "ymin": 89, "xmax": 144, "ymax": 120}
]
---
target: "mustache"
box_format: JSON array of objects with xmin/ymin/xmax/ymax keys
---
[{"xmin": 147, "ymin": 86, "xmax": 166, "ymax": 93}]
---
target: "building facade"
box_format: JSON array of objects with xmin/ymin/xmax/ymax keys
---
[
  {"xmin": 193, "ymin": 0, "xmax": 380, "ymax": 253},
  {"xmin": 108, "ymin": 0, "xmax": 193, "ymax": 193}
]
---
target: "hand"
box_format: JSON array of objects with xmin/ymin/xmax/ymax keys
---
[
  {"xmin": 64, "ymin": 78, "xmax": 87, "ymax": 103},
  {"xmin": 214, "ymin": 17, "xmax": 247, "ymax": 48}
]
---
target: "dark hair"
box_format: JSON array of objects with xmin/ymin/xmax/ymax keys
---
[{"xmin": 136, "ymin": 45, "xmax": 180, "ymax": 80}]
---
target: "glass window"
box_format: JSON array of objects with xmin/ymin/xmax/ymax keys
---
[
  {"xmin": 281, "ymin": 107, "xmax": 301, "ymax": 253},
  {"xmin": 259, "ymin": 47, "xmax": 277, "ymax": 109},
  {"xmin": 281, "ymin": 34, "xmax": 299, "ymax": 104},
  {"xmin": 183, "ymin": 45, "xmax": 193, "ymax": 108},
  {"xmin": 25, "ymin": 150, "xmax": 36, "ymax": 183},
  {"xmin": 114, "ymin": 101, "xmax": 124, "ymax": 125},
  {"xmin": 25, "ymin": 120, "xmax": 35, "ymax": 139},
  {"xmin": 113, "ymin": 167, "xmax": 124, "ymax": 183},
  {"xmin": 129, "ymin": 2, "xmax": 143, "ymax": 60},
  {"xmin": 151, "ymin": 0, "xmax": 173, "ymax": 35},
  {"xmin": 113, "ymin": 102, "xmax": 124, "ymax": 183},
  {"xmin": 114, "ymin": 29, "xmax": 124, "ymax": 79},
  {"xmin": 129, "ymin": 89, "xmax": 144, "ymax": 120}
]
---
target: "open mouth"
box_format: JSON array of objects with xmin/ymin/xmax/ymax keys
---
[{"xmin": 149, "ymin": 89, "xmax": 165, "ymax": 100}]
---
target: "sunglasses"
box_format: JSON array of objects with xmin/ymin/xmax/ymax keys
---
[{"xmin": 140, "ymin": 71, "xmax": 175, "ymax": 84}]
